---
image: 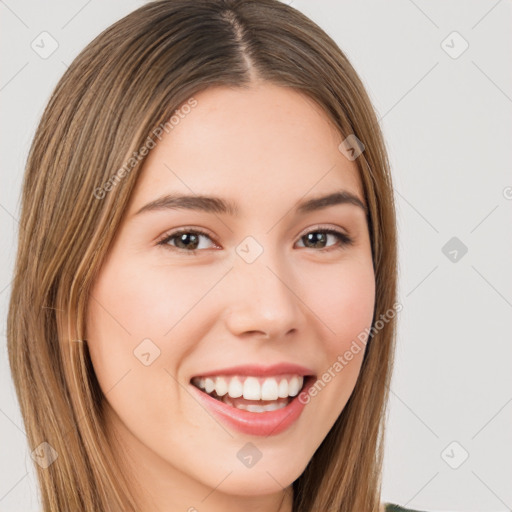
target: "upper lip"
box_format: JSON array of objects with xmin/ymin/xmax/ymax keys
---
[{"xmin": 190, "ymin": 363, "xmax": 316, "ymax": 380}]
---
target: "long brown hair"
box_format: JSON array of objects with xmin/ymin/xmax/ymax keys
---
[{"xmin": 7, "ymin": 1, "xmax": 398, "ymax": 510}]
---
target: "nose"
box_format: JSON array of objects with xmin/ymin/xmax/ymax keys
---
[{"xmin": 222, "ymin": 248, "xmax": 303, "ymax": 340}]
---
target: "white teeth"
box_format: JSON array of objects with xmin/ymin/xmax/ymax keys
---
[
  {"xmin": 228, "ymin": 377, "xmax": 243, "ymax": 398},
  {"xmin": 214, "ymin": 377, "xmax": 228, "ymax": 396},
  {"xmin": 288, "ymin": 376, "xmax": 301, "ymax": 397},
  {"xmin": 193, "ymin": 374, "xmax": 305, "ymax": 400},
  {"xmin": 204, "ymin": 378, "xmax": 215, "ymax": 394},
  {"xmin": 261, "ymin": 378, "xmax": 279, "ymax": 400},
  {"xmin": 221, "ymin": 394, "xmax": 288, "ymax": 412},
  {"xmin": 239, "ymin": 402, "xmax": 287, "ymax": 413},
  {"xmin": 277, "ymin": 378, "xmax": 289, "ymax": 398},
  {"xmin": 242, "ymin": 377, "xmax": 260, "ymax": 400}
]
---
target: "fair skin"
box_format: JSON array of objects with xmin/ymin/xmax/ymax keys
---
[{"xmin": 86, "ymin": 82, "xmax": 376, "ymax": 512}]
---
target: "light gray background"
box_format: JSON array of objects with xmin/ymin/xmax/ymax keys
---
[{"xmin": 1, "ymin": 1, "xmax": 511, "ymax": 511}]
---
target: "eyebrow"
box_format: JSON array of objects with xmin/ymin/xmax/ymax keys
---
[{"xmin": 133, "ymin": 190, "xmax": 368, "ymax": 217}]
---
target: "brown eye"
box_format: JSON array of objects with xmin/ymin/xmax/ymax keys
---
[
  {"xmin": 158, "ymin": 229, "xmax": 216, "ymax": 252},
  {"xmin": 296, "ymin": 229, "xmax": 353, "ymax": 250}
]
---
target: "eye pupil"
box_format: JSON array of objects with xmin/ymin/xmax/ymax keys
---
[
  {"xmin": 176, "ymin": 233, "xmax": 199, "ymax": 250},
  {"xmin": 304, "ymin": 232, "xmax": 327, "ymax": 248}
]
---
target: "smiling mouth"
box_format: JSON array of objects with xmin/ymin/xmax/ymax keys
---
[{"xmin": 190, "ymin": 374, "xmax": 313, "ymax": 413}]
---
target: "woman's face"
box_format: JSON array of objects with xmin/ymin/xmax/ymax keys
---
[{"xmin": 86, "ymin": 83, "xmax": 375, "ymax": 510}]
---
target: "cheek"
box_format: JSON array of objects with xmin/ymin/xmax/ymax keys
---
[
  {"xmin": 292, "ymin": 258, "xmax": 375, "ymax": 437},
  {"xmin": 88, "ymin": 255, "xmax": 211, "ymax": 339},
  {"xmin": 85, "ymin": 256, "xmax": 218, "ymax": 396},
  {"xmin": 302, "ymin": 257, "xmax": 375, "ymax": 353},
  {"xmin": 84, "ymin": 261, "xmax": 187, "ymax": 443}
]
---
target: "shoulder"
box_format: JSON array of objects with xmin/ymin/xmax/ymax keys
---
[{"xmin": 384, "ymin": 504, "xmax": 427, "ymax": 512}]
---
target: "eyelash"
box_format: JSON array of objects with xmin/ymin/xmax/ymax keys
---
[{"xmin": 156, "ymin": 225, "xmax": 353, "ymax": 255}]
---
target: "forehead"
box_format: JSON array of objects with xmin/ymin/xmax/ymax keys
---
[{"xmin": 127, "ymin": 83, "xmax": 364, "ymax": 216}]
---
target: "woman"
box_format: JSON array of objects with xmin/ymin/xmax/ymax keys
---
[{"xmin": 7, "ymin": 1, "xmax": 420, "ymax": 510}]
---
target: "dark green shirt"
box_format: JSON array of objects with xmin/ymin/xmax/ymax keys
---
[{"xmin": 385, "ymin": 504, "xmax": 425, "ymax": 512}]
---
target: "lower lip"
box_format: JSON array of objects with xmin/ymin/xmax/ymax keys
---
[{"xmin": 189, "ymin": 377, "xmax": 315, "ymax": 437}]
